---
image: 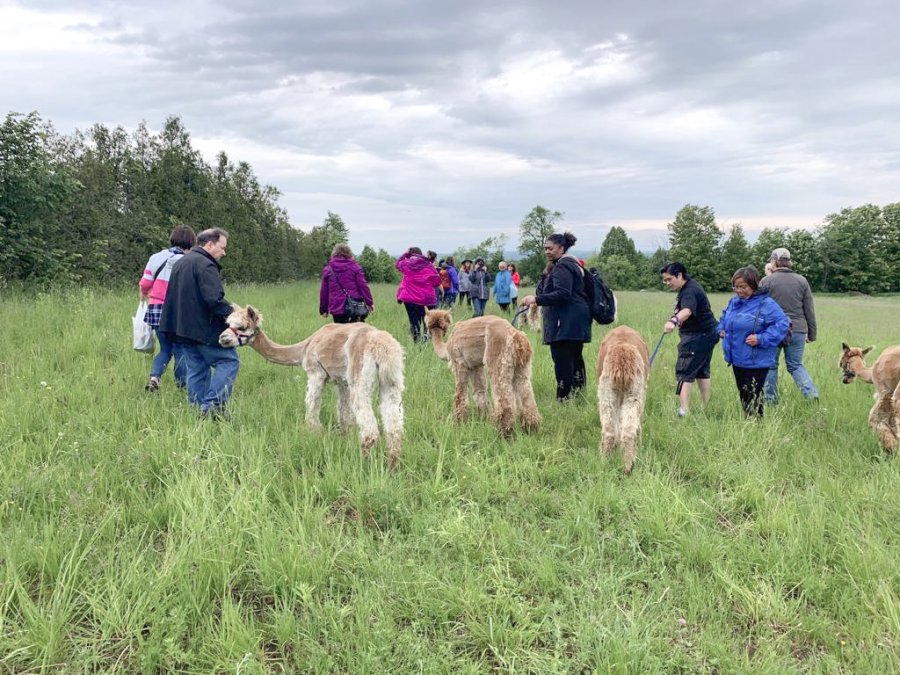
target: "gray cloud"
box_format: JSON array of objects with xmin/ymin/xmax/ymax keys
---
[{"xmin": 3, "ymin": 0, "xmax": 899, "ymax": 253}]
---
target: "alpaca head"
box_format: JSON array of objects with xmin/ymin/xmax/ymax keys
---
[
  {"xmin": 219, "ymin": 304, "xmax": 263, "ymax": 347},
  {"xmin": 840, "ymin": 342, "xmax": 873, "ymax": 384},
  {"xmin": 424, "ymin": 309, "xmax": 452, "ymax": 333}
]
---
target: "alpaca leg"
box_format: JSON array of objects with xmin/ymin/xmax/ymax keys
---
[
  {"xmin": 597, "ymin": 378, "xmax": 618, "ymax": 458},
  {"xmin": 379, "ymin": 382, "xmax": 404, "ymax": 470},
  {"xmin": 352, "ymin": 360, "xmax": 380, "ymax": 458},
  {"xmin": 514, "ymin": 365, "xmax": 541, "ymax": 433},
  {"xmin": 472, "ymin": 366, "xmax": 488, "ymax": 417},
  {"xmin": 869, "ymin": 394, "xmax": 895, "ymax": 452},
  {"xmin": 891, "ymin": 382, "xmax": 900, "ymax": 453},
  {"xmin": 453, "ymin": 362, "xmax": 471, "ymax": 423},
  {"xmin": 336, "ymin": 382, "xmax": 353, "ymax": 431},
  {"xmin": 619, "ymin": 389, "xmax": 646, "ymax": 476},
  {"xmin": 490, "ymin": 358, "xmax": 516, "ymax": 438},
  {"xmin": 304, "ymin": 369, "xmax": 327, "ymax": 430}
]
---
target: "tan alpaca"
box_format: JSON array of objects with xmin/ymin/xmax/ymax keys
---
[
  {"xmin": 219, "ymin": 305, "xmax": 405, "ymax": 469},
  {"xmin": 523, "ymin": 303, "xmax": 542, "ymax": 332},
  {"xmin": 424, "ymin": 309, "xmax": 540, "ymax": 437},
  {"xmin": 597, "ymin": 326, "xmax": 650, "ymax": 475},
  {"xmin": 840, "ymin": 342, "xmax": 900, "ymax": 453}
]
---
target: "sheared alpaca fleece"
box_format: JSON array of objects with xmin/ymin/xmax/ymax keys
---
[
  {"xmin": 597, "ymin": 325, "xmax": 650, "ymax": 475},
  {"xmin": 840, "ymin": 343, "xmax": 900, "ymax": 453},
  {"xmin": 425, "ymin": 309, "xmax": 540, "ymax": 437},
  {"xmin": 220, "ymin": 305, "xmax": 405, "ymax": 469}
]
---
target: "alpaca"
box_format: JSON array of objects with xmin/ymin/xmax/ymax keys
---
[
  {"xmin": 219, "ymin": 305, "xmax": 405, "ymax": 469},
  {"xmin": 523, "ymin": 303, "xmax": 542, "ymax": 332},
  {"xmin": 424, "ymin": 309, "xmax": 540, "ymax": 437},
  {"xmin": 840, "ymin": 342, "xmax": 900, "ymax": 453},
  {"xmin": 597, "ymin": 326, "xmax": 650, "ymax": 475}
]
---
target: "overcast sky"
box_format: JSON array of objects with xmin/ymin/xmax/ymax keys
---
[{"xmin": 3, "ymin": 0, "xmax": 898, "ymax": 253}]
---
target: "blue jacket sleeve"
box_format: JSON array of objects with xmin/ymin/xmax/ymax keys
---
[{"xmin": 755, "ymin": 298, "xmax": 789, "ymax": 348}]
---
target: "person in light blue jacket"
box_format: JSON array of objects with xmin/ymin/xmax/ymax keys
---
[
  {"xmin": 493, "ymin": 261, "xmax": 513, "ymax": 312},
  {"xmin": 717, "ymin": 266, "xmax": 789, "ymax": 418}
]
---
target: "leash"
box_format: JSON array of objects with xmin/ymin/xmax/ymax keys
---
[
  {"xmin": 648, "ymin": 332, "xmax": 667, "ymax": 367},
  {"xmin": 511, "ymin": 305, "xmax": 530, "ymax": 328}
]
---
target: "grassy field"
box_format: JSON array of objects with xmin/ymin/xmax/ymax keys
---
[{"xmin": 0, "ymin": 283, "xmax": 897, "ymax": 673}]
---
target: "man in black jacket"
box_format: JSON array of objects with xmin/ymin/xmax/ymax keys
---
[{"xmin": 159, "ymin": 228, "xmax": 238, "ymax": 418}]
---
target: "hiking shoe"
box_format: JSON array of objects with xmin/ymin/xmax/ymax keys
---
[
  {"xmin": 145, "ymin": 377, "xmax": 160, "ymax": 393},
  {"xmin": 676, "ymin": 407, "xmax": 688, "ymax": 418}
]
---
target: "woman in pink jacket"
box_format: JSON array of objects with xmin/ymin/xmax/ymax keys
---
[{"xmin": 396, "ymin": 247, "xmax": 441, "ymax": 343}]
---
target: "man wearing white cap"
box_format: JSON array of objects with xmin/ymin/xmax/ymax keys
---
[{"xmin": 759, "ymin": 247, "xmax": 819, "ymax": 403}]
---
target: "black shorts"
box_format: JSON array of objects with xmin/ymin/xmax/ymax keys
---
[{"xmin": 676, "ymin": 329, "xmax": 719, "ymax": 382}]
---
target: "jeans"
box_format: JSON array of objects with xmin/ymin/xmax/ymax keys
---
[
  {"xmin": 764, "ymin": 331, "xmax": 819, "ymax": 403},
  {"xmin": 151, "ymin": 328, "xmax": 187, "ymax": 386},
  {"xmin": 181, "ymin": 343, "xmax": 240, "ymax": 411},
  {"xmin": 472, "ymin": 297, "xmax": 486, "ymax": 317}
]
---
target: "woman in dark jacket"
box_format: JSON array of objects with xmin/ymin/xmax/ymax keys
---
[
  {"xmin": 320, "ymin": 243, "xmax": 374, "ymax": 323},
  {"xmin": 521, "ymin": 232, "xmax": 592, "ymax": 401}
]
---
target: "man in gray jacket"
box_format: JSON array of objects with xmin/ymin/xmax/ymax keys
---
[{"xmin": 759, "ymin": 247, "xmax": 819, "ymax": 403}]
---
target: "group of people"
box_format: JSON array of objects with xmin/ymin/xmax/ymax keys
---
[
  {"xmin": 139, "ymin": 225, "xmax": 819, "ymax": 421},
  {"xmin": 660, "ymin": 247, "xmax": 818, "ymax": 418}
]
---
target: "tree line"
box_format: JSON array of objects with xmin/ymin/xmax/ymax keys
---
[
  {"xmin": 514, "ymin": 203, "xmax": 899, "ymax": 295},
  {"xmin": 0, "ymin": 112, "xmax": 399, "ymax": 288},
  {"xmin": 2, "ymin": 112, "xmax": 896, "ymax": 294}
]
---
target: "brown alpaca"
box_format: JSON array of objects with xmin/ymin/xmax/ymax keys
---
[
  {"xmin": 840, "ymin": 342, "xmax": 900, "ymax": 453},
  {"xmin": 523, "ymin": 303, "xmax": 542, "ymax": 332},
  {"xmin": 424, "ymin": 309, "xmax": 540, "ymax": 437},
  {"xmin": 597, "ymin": 326, "xmax": 650, "ymax": 475},
  {"xmin": 219, "ymin": 305, "xmax": 405, "ymax": 469}
]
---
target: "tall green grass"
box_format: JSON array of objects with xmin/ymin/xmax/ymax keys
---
[{"xmin": 0, "ymin": 284, "xmax": 897, "ymax": 672}]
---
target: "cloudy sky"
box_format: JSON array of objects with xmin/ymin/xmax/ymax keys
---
[{"xmin": 3, "ymin": 0, "xmax": 898, "ymax": 253}]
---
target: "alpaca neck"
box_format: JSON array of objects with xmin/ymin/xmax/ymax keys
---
[
  {"xmin": 856, "ymin": 366, "xmax": 874, "ymax": 383},
  {"xmin": 430, "ymin": 327, "xmax": 450, "ymax": 361},
  {"xmin": 250, "ymin": 329, "xmax": 308, "ymax": 366}
]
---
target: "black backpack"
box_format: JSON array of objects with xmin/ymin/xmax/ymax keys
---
[{"xmin": 584, "ymin": 267, "xmax": 617, "ymax": 325}]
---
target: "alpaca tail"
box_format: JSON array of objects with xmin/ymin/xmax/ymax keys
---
[
  {"xmin": 608, "ymin": 343, "xmax": 644, "ymax": 391},
  {"xmin": 510, "ymin": 330, "xmax": 533, "ymax": 369}
]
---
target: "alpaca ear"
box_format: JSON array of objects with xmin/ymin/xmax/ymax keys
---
[
  {"xmin": 247, "ymin": 306, "xmax": 262, "ymax": 324},
  {"xmin": 862, "ymin": 346, "xmax": 873, "ymax": 356},
  {"xmin": 841, "ymin": 342, "xmax": 850, "ymax": 352}
]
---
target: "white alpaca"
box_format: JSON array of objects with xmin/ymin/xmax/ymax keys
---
[
  {"xmin": 597, "ymin": 326, "xmax": 650, "ymax": 475},
  {"xmin": 220, "ymin": 305, "xmax": 405, "ymax": 469}
]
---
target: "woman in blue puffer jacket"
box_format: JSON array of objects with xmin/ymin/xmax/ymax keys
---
[{"xmin": 717, "ymin": 266, "xmax": 789, "ymax": 418}]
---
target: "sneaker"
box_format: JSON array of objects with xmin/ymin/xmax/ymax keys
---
[
  {"xmin": 676, "ymin": 407, "xmax": 688, "ymax": 418},
  {"xmin": 145, "ymin": 376, "xmax": 160, "ymax": 393}
]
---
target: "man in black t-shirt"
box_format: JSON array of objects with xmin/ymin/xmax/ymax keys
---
[{"xmin": 660, "ymin": 263, "xmax": 719, "ymax": 417}]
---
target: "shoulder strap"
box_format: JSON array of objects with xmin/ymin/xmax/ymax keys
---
[{"xmin": 327, "ymin": 264, "xmax": 352, "ymax": 297}]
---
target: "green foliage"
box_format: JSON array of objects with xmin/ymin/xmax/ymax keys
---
[
  {"xmin": 667, "ymin": 204, "xmax": 724, "ymax": 291},
  {"xmin": 452, "ymin": 235, "xmax": 508, "ymax": 270},
  {"xmin": 819, "ymin": 205, "xmax": 890, "ymax": 293},
  {"xmin": 358, "ymin": 245, "xmax": 400, "ymax": 283},
  {"xmin": 517, "ymin": 205, "xmax": 562, "ymax": 261},
  {"xmin": 0, "ymin": 284, "xmax": 898, "ymax": 671},
  {"xmin": 718, "ymin": 225, "xmax": 751, "ymax": 283}
]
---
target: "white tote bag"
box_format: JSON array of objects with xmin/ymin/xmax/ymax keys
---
[{"xmin": 132, "ymin": 300, "xmax": 156, "ymax": 353}]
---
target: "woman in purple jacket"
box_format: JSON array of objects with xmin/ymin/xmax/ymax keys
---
[
  {"xmin": 396, "ymin": 247, "xmax": 441, "ymax": 342},
  {"xmin": 320, "ymin": 243, "xmax": 374, "ymax": 323}
]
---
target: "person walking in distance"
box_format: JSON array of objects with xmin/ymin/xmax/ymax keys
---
[
  {"xmin": 759, "ymin": 247, "xmax": 819, "ymax": 404},
  {"xmin": 159, "ymin": 228, "xmax": 239, "ymax": 419}
]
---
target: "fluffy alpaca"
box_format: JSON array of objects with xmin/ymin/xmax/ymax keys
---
[
  {"xmin": 523, "ymin": 303, "xmax": 542, "ymax": 332},
  {"xmin": 597, "ymin": 326, "xmax": 650, "ymax": 475},
  {"xmin": 219, "ymin": 305, "xmax": 405, "ymax": 469},
  {"xmin": 424, "ymin": 309, "xmax": 540, "ymax": 437},
  {"xmin": 840, "ymin": 342, "xmax": 900, "ymax": 453}
]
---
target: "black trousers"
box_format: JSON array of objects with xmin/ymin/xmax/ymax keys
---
[
  {"xmin": 732, "ymin": 366, "xmax": 768, "ymax": 417},
  {"xmin": 550, "ymin": 340, "xmax": 586, "ymax": 401},
  {"xmin": 332, "ymin": 314, "xmax": 365, "ymax": 324},
  {"xmin": 403, "ymin": 302, "xmax": 427, "ymax": 342}
]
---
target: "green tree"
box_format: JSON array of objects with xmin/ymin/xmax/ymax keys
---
[
  {"xmin": 667, "ymin": 204, "xmax": 723, "ymax": 291},
  {"xmin": 749, "ymin": 227, "xmax": 788, "ymax": 272},
  {"xmin": 357, "ymin": 245, "xmax": 380, "ymax": 281},
  {"xmin": 784, "ymin": 229, "xmax": 823, "ymax": 288},
  {"xmin": 879, "ymin": 202, "xmax": 900, "ymax": 292},
  {"xmin": 718, "ymin": 225, "xmax": 751, "ymax": 281},
  {"xmin": 375, "ymin": 248, "xmax": 400, "ymax": 284},
  {"xmin": 517, "ymin": 205, "xmax": 562, "ymax": 281},
  {"xmin": 818, "ymin": 205, "xmax": 886, "ymax": 293},
  {"xmin": 452, "ymin": 235, "xmax": 508, "ymax": 271},
  {"xmin": 599, "ymin": 226, "xmax": 640, "ymax": 262}
]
